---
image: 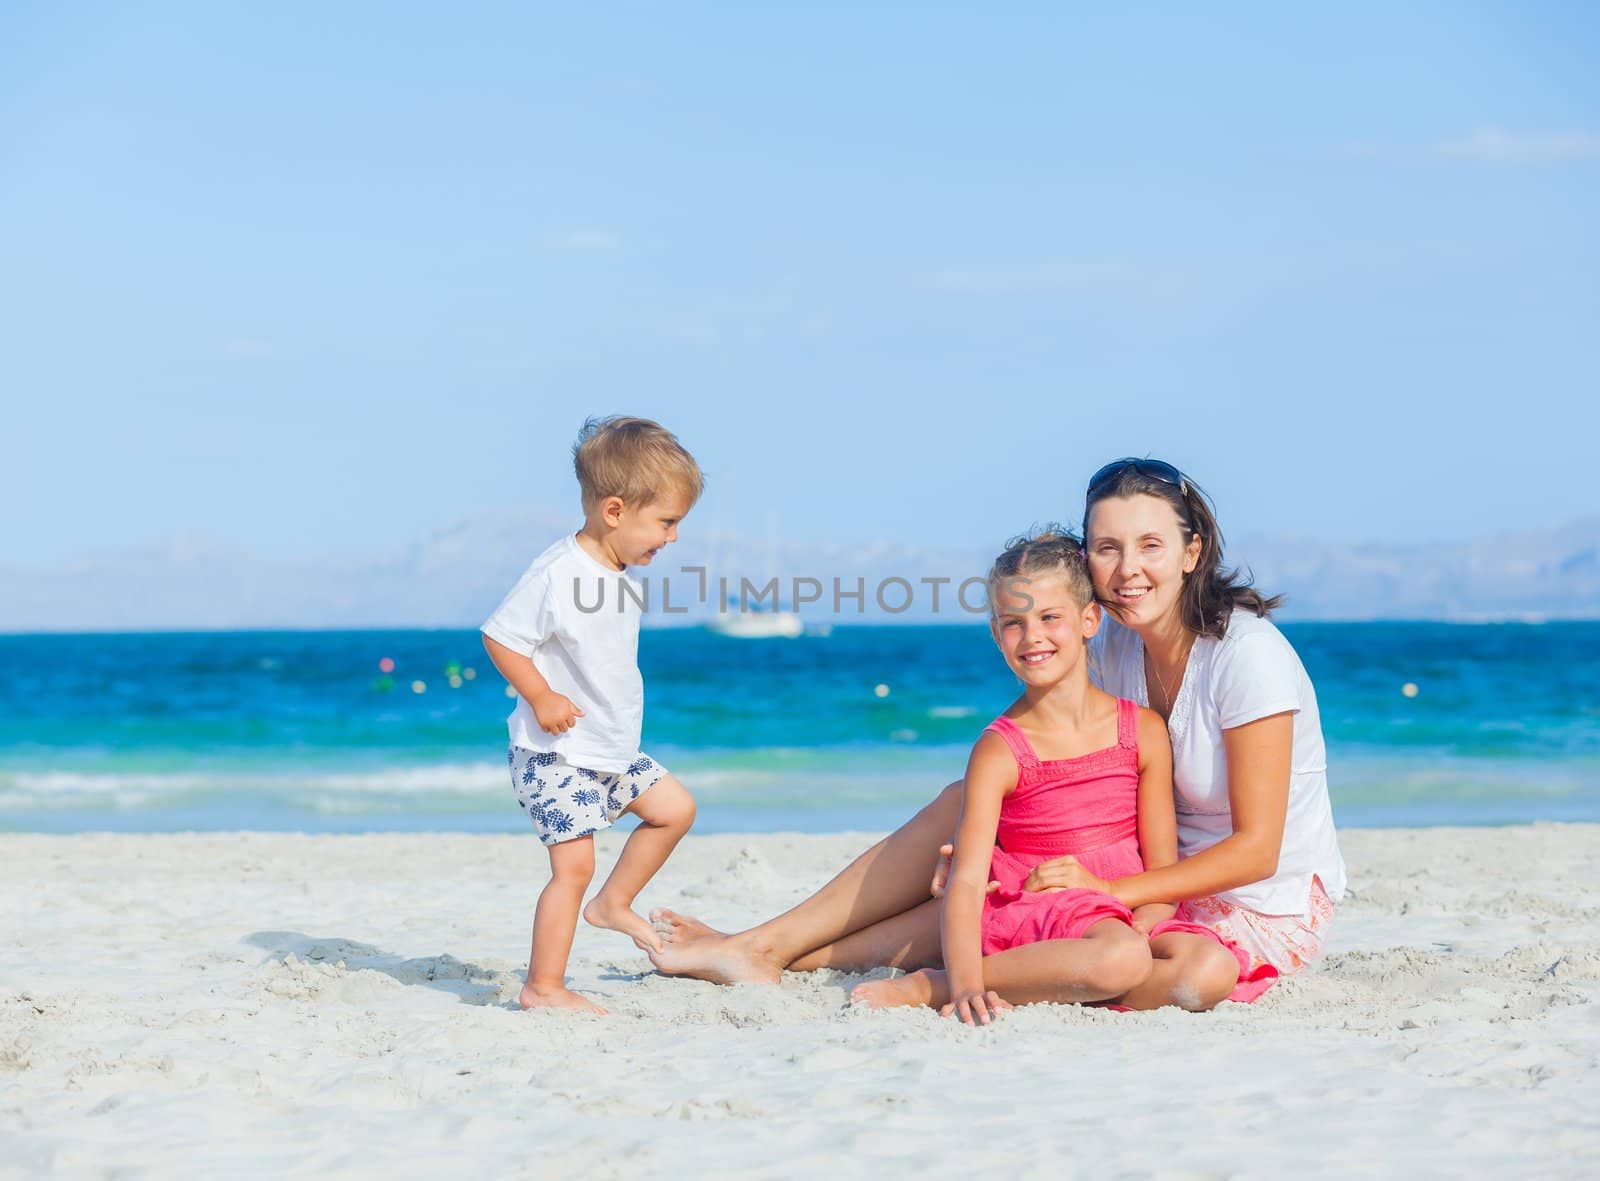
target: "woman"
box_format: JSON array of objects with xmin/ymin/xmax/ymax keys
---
[{"xmin": 650, "ymin": 459, "xmax": 1347, "ymax": 1008}]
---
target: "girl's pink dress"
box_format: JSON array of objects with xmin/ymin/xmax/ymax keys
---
[{"xmin": 979, "ymin": 699, "xmax": 1277, "ymax": 1004}]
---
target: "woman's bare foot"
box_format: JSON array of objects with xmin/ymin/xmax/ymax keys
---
[
  {"xmin": 850, "ymin": 969, "xmax": 936, "ymax": 1010},
  {"xmin": 582, "ymin": 894, "xmax": 663, "ymax": 953},
  {"xmin": 646, "ymin": 909, "xmax": 785, "ymax": 985},
  {"xmin": 518, "ymin": 982, "xmax": 607, "ymax": 1014}
]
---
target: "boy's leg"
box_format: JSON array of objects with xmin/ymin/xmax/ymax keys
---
[
  {"xmin": 522, "ymin": 835, "xmax": 605, "ymax": 1013},
  {"xmin": 583, "ymin": 774, "xmax": 695, "ymax": 952}
]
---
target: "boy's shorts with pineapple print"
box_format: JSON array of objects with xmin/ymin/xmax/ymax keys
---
[{"xmin": 507, "ymin": 748, "xmax": 668, "ymax": 846}]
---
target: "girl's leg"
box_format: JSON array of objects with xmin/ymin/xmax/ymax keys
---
[
  {"xmin": 1115, "ymin": 931, "xmax": 1240, "ymax": 1012},
  {"xmin": 850, "ymin": 919, "xmax": 1153, "ymax": 1011},
  {"xmin": 522, "ymin": 836, "xmax": 604, "ymax": 1013},
  {"xmin": 649, "ymin": 781, "xmax": 964, "ymax": 984},
  {"xmin": 584, "ymin": 775, "xmax": 696, "ymax": 953}
]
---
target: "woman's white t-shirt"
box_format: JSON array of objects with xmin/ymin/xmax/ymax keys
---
[
  {"xmin": 1090, "ymin": 609, "xmax": 1347, "ymax": 916},
  {"xmin": 481, "ymin": 533, "xmax": 646, "ymax": 773}
]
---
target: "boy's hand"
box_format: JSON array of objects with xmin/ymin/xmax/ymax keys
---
[{"xmin": 531, "ymin": 690, "xmax": 584, "ymax": 735}]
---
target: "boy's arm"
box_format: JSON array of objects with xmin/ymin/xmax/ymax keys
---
[
  {"xmin": 1130, "ymin": 707, "xmax": 1178, "ymax": 932},
  {"xmin": 481, "ymin": 635, "xmax": 585, "ymax": 735},
  {"xmin": 941, "ymin": 732, "xmax": 1014, "ymax": 1024}
]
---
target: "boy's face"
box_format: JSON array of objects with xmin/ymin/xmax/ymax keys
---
[{"xmin": 603, "ymin": 490, "xmax": 694, "ymax": 566}]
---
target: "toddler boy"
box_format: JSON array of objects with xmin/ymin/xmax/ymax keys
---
[{"xmin": 482, "ymin": 416, "xmax": 701, "ymax": 1013}]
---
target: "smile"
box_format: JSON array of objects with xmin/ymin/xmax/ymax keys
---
[{"xmin": 1019, "ymin": 651, "xmax": 1055, "ymax": 665}]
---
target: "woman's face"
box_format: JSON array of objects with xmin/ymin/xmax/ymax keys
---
[{"xmin": 1084, "ymin": 493, "xmax": 1201, "ymax": 632}]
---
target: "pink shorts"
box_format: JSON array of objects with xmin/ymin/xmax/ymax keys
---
[
  {"xmin": 1178, "ymin": 875, "xmax": 1336, "ymax": 977},
  {"xmin": 980, "ymin": 887, "xmax": 1133, "ymax": 955}
]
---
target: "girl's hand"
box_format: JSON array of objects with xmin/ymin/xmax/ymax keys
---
[
  {"xmin": 939, "ymin": 988, "xmax": 1012, "ymax": 1027},
  {"xmin": 930, "ymin": 843, "xmax": 1001, "ymax": 900},
  {"xmin": 1130, "ymin": 903, "xmax": 1176, "ymax": 935},
  {"xmin": 1022, "ymin": 855, "xmax": 1110, "ymax": 895},
  {"xmin": 531, "ymin": 690, "xmax": 585, "ymax": 735}
]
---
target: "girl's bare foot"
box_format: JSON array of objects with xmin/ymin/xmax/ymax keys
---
[
  {"xmin": 646, "ymin": 909, "xmax": 785, "ymax": 985},
  {"xmin": 849, "ymin": 969, "xmax": 937, "ymax": 1010},
  {"xmin": 582, "ymin": 895, "xmax": 664, "ymax": 953},
  {"xmin": 518, "ymin": 982, "xmax": 607, "ymax": 1014}
]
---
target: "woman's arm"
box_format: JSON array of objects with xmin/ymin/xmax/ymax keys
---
[
  {"xmin": 941, "ymin": 733, "xmax": 1014, "ymax": 1024},
  {"xmin": 1129, "ymin": 708, "xmax": 1179, "ymax": 932},
  {"xmin": 1026, "ymin": 712, "xmax": 1294, "ymax": 907}
]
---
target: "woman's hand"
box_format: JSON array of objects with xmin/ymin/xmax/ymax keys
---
[
  {"xmin": 939, "ymin": 987, "xmax": 1012, "ymax": 1026},
  {"xmin": 1022, "ymin": 854, "xmax": 1110, "ymax": 895},
  {"xmin": 930, "ymin": 843, "xmax": 1001, "ymax": 899}
]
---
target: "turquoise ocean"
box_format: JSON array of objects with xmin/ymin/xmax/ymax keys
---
[{"xmin": 1, "ymin": 624, "xmax": 1596, "ymax": 834}]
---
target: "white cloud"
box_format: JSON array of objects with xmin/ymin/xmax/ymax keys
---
[
  {"xmin": 548, "ymin": 230, "xmax": 624, "ymax": 251},
  {"xmin": 926, "ymin": 260, "xmax": 1189, "ymax": 301},
  {"xmin": 224, "ymin": 337, "xmax": 274, "ymax": 358},
  {"xmin": 1350, "ymin": 128, "xmax": 1600, "ymax": 164},
  {"xmin": 1433, "ymin": 127, "xmax": 1600, "ymax": 163}
]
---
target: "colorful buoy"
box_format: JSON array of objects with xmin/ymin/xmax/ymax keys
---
[
  {"xmin": 1401, "ymin": 682, "xmax": 1419, "ymax": 698},
  {"xmin": 874, "ymin": 683, "xmax": 890, "ymax": 698},
  {"xmin": 411, "ymin": 680, "xmax": 427, "ymax": 694},
  {"xmin": 379, "ymin": 657, "xmax": 396, "ymax": 673}
]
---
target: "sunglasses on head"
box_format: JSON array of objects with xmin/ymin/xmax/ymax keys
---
[{"xmin": 1087, "ymin": 457, "xmax": 1188, "ymax": 497}]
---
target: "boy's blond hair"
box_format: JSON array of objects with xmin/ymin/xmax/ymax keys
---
[{"xmin": 572, "ymin": 416, "xmax": 704, "ymax": 513}]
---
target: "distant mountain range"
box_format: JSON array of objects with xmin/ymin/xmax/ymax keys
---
[{"xmin": 4, "ymin": 514, "xmax": 1598, "ymax": 632}]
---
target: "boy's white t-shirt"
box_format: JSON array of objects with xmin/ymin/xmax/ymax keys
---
[
  {"xmin": 481, "ymin": 533, "xmax": 646, "ymax": 773},
  {"xmin": 1090, "ymin": 609, "xmax": 1348, "ymax": 917}
]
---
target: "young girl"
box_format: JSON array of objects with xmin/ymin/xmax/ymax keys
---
[{"xmin": 850, "ymin": 530, "xmax": 1267, "ymax": 1023}]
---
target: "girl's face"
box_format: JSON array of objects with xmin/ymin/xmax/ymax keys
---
[
  {"xmin": 1084, "ymin": 494, "xmax": 1201, "ymax": 632},
  {"xmin": 989, "ymin": 573, "xmax": 1101, "ymax": 689}
]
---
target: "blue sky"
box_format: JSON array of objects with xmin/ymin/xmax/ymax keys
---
[{"xmin": 3, "ymin": 2, "xmax": 1597, "ymax": 567}]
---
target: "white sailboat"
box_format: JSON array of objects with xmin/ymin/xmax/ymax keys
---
[
  {"xmin": 704, "ymin": 509, "xmax": 805, "ymax": 639},
  {"xmin": 706, "ymin": 606, "xmax": 805, "ymax": 639}
]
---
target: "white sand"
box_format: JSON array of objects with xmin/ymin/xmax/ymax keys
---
[{"xmin": 2, "ymin": 825, "xmax": 1597, "ymax": 1178}]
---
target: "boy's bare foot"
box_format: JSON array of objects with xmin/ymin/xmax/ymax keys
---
[
  {"xmin": 850, "ymin": 969, "xmax": 936, "ymax": 1011},
  {"xmin": 646, "ymin": 908, "xmax": 784, "ymax": 985},
  {"xmin": 582, "ymin": 895, "xmax": 663, "ymax": 954},
  {"xmin": 518, "ymin": 982, "xmax": 607, "ymax": 1014}
]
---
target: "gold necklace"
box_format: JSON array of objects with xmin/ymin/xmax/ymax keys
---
[{"xmin": 1145, "ymin": 635, "xmax": 1195, "ymax": 716}]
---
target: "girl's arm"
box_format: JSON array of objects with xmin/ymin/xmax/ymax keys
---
[
  {"xmin": 1129, "ymin": 707, "xmax": 1178, "ymax": 932},
  {"xmin": 1026, "ymin": 713, "xmax": 1294, "ymax": 907},
  {"xmin": 941, "ymin": 732, "xmax": 1015, "ymax": 1025}
]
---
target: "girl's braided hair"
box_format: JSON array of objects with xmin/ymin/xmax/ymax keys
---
[{"xmin": 987, "ymin": 526, "xmax": 1093, "ymax": 613}]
